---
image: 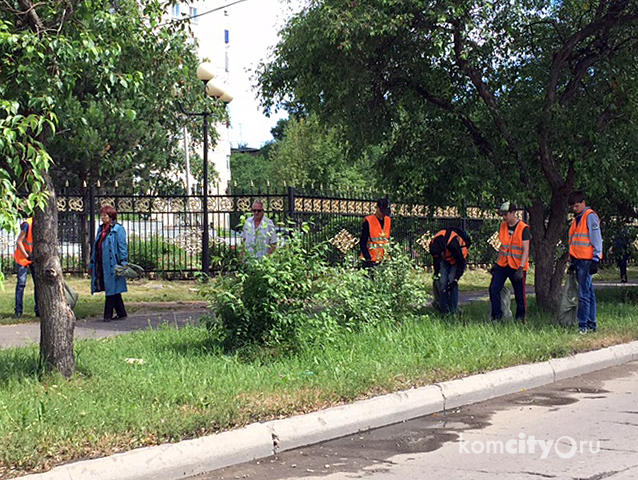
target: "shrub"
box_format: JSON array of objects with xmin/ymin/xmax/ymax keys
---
[
  {"xmin": 201, "ymin": 230, "xmax": 430, "ymax": 354},
  {"xmin": 202, "ymin": 226, "xmax": 328, "ymax": 352},
  {"xmin": 128, "ymin": 234, "xmax": 189, "ymax": 272}
]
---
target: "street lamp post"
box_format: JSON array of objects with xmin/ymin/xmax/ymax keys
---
[{"xmin": 178, "ymin": 62, "xmax": 233, "ymax": 277}]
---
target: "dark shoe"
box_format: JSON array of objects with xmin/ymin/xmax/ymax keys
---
[
  {"xmin": 113, "ymin": 315, "xmax": 127, "ymax": 321},
  {"xmin": 14, "ymin": 313, "xmax": 22, "ymax": 319},
  {"xmin": 103, "ymin": 317, "xmax": 111, "ymax": 323}
]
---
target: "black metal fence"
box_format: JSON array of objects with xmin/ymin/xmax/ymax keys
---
[{"xmin": 0, "ymin": 187, "xmax": 504, "ymax": 277}]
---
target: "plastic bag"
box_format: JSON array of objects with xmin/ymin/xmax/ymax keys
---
[
  {"xmin": 556, "ymin": 272, "xmax": 578, "ymax": 326},
  {"xmin": 488, "ymin": 286, "xmax": 512, "ymax": 320},
  {"xmin": 63, "ymin": 280, "xmax": 79, "ymax": 310},
  {"xmin": 432, "ymin": 278, "xmax": 441, "ymax": 311},
  {"xmin": 114, "ymin": 263, "xmax": 145, "ymax": 279}
]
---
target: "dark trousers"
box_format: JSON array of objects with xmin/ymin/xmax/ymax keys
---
[
  {"xmin": 617, "ymin": 256, "xmax": 628, "ymax": 282},
  {"xmin": 104, "ymin": 294, "xmax": 127, "ymax": 320},
  {"xmin": 15, "ymin": 264, "xmax": 39, "ymax": 316},
  {"xmin": 489, "ymin": 265, "xmax": 527, "ymax": 321}
]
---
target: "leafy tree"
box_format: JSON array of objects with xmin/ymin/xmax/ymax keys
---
[
  {"xmin": 230, "ymin": 114, "xmax": 370, "ymax": 192},
  {"xmin": 269, "ymin": 114, "xmax": 369, "ymax": 191},
  {"xmin": 230, "ymin": 151, "xmax": 275, "ymax": 192},
  {"xmin": 42, "ymin": 0, "xmax": 214, "ymax": 194},
  {"xmin": 0, "ymin": 0, "xmax": 222, "ymax": 375},
  {"xmin": 259, "ymin": 0, "xmax": 638, "ymax": 310}
]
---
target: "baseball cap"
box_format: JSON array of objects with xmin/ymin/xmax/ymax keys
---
[
  {"xmin": 498, "ymin": 201, "xmax": 516, "ymax": 214},
  {"xmin": 377, "ymin": 198, "xmax": 391, "ymax": 216}
]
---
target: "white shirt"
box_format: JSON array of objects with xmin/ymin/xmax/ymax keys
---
[{"xmin": 242, "ymin": 216, "xmax": 277, "ymax": 259}]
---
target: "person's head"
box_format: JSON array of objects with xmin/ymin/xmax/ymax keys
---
[
  {"xmin": 376, "ymin": 198, "xmax": 391, "ymax": 219},
  {"xmin": 251, "ymin": 200, "xmax": 265, "ymax": 221},
  {"xmin": 567, "ymin": 191, "xmax": 587, "ymax": 215},
  {"xmin": 498, "ymin": 201, "xmax": 518, "ymax": 225},
  {"xmin": 99, "ymin": 205, "xmax": 117, "ymax": 225}
]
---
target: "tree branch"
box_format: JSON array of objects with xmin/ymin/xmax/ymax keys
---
[
  {"xmin": 451, "ymin": 19, "xmax": 530, "ymax": 188},
  {"xmin": 539, "ymin": 0, "xmax": 638, "ymax": 190},
  {"xmin": 401, "ymin": 79, "xmax": 499, "ymax": 168}
]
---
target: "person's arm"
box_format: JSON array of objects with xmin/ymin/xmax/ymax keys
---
[
  {"xmin": 360, "ymin": 219, "xmax": 371, "ymax": 261},
  {"xmin": 521, "ymin": 239, "xmax": 530, "ymax": 268},
  {"xmin": 267, "ymin": 219, "xmax": 277, "ymax": 255},
  {"xmin": 449, "ymin": 238, "xmax": 466, "ymax": 279},
  {"xmin": 116, "ymin": 225, "xmax": 128, "ymax": 266},
  {"xmin": 15, "ymin": 228, "xmax": 29, "ymax": 260},
  {"xmin": 587, "ymin": 213, "xmax": 603, "ymax": 261}
]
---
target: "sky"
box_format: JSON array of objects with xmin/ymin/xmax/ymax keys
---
[{"xmin": 223, "ymin": 0, "xmax": 304, "ymax": 148}]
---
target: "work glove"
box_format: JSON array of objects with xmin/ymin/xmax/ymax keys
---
[
  {"xmin": 589, "ymin": 260, "xmax": 599, "ymax": 275},
  {"xmin": 433, "ymin": 273, "xmax": 441, "ymax": 282},
  {"xmin": 514, "ymin": 267, "xmax": 524, "ymax": 281},
  {"xmin": 446, "ymin": 279, "xmax": 458, "ymax": 292},
  {"xmin": 488, "ymin": 264, "xmax": 498, "ymax": 275},
  {"xmin": 567, "ymin": 264, "xmax": 576, "ymax": 274}
]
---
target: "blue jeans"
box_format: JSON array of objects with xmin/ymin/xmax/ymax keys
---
[
  {"xmin": 439, "ymin": 262, "xmax": 459, "ymax": 314},
  {"xmin": 574, "ymin": 259, "xmax": 596, "ymax": 331},
  {"xmin": 489, "ymin": 265, "xmax": 526, "ymax": 321},
  {"xmin": 15, "ymin": 264, "xmax": 39, "ymax": 316}
]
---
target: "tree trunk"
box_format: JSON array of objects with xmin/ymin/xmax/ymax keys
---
[
  {"xmin": 528, "ymin": 196, "xmax": 570, "ymax": 313},
  {"xmin": 34, "ymin": 172, "xmax": 76, "ymax": 377}
]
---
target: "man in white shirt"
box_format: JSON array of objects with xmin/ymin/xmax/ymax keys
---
[{"xmin": 241, "ymin": 200, "xmax": 277, "ymax": 259}]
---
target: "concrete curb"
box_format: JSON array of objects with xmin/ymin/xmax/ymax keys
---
[{"xmin": 19, "ymin": 340, "xmax": 638, "ymax": 480}]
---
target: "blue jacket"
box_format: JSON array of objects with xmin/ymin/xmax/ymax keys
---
[{"xmin": 90, "ymin": 223, "xmax": 128, "ymax": 296}]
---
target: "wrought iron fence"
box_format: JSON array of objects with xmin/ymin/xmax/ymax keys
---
[{"xmin": 0, "ymin": 187, "xmax": 504, "ymax": 277}]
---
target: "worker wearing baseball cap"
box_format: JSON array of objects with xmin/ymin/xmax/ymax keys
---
[{"xmin": 488, "ymin": 201, "xmax": 531, "ymax": 323}]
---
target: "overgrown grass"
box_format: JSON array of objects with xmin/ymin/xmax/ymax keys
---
[
  {"xmin": 0, "ymin": 277, "xmax": 203, "ymax": 324},
  {"xmin": 1, "ymin": 284, "xmax": 638, "ymax": 478}
]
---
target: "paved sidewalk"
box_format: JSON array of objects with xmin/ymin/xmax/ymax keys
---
[
  {"xmin": 0, "ymin": 307, "xmax": 209, "ymax": 350},
  {"xmin": 2, "ymin": 279, "xmax": 633, "ymax": 350}
]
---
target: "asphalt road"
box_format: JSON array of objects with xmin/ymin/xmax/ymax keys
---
[{"xmin": 199, "ymin": 361, "xmax": 638, "ymax": 480}]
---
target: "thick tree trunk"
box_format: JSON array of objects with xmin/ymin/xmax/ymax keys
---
[
  {"xmin": 34, "ymin": 172, "xmax": 76, "ymax": 377},
  {"xmin": 528, "ymin": 195, "xmax": 571, "ymax": 313}
]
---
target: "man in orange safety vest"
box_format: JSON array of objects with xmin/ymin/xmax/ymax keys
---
[
  {"xmin": 360, "ymin": 198, "xmax": 391, "ymax": 269},
  {"xmin": 13, "ymin": 217, "xmax": 39, "ymax": 318}
]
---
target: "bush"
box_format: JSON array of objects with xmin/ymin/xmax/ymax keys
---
[
  {"xmin": 201, "ymin": 230, "xmax": 430, "ymax": 354},
  {"xmin": 128, "ymin": 234, "xmax": 189, "ymax": 272}
]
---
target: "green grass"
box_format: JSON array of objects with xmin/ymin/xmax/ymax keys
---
[
  {"xmin": 1, "ymin": 282, "xmax": 638, "ymax": 478},
  {"xmin": 0, "ymin": 277, "xmax": 203, "ymax": 324}
]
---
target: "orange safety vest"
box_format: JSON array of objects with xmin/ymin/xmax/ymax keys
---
[
  {"xmin": 569, "ymin": 209, "xmax": 602, "ymax": 260},
  {"xmin": 432, "ymin": 229, "xmax": 468, "ymax": 265},
  {"xmin": 361, "ymin": 215, "xmax": 391, "ymax": 262},
  {"xmin": 496, "ymin": 221, "xmax": 529, "ymax": 270},
  {"xmin": 13, "ymin": 218, "xmax": 33, "ymax": 266}
]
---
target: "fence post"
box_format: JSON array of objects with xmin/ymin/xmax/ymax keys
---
[
  {"xmin": 287, "ymin": 186, "xmax": 295, "ymax": 218},
  {"xmin": 88, "ymin": 185, "xmax": 96, "ymax": 257}
]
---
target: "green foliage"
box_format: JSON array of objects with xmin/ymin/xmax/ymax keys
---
[
  {"xmin": 128, "ymin": 235, "xmax": 189, "ymax": 273},
  {"xmin": 230, "ymin": 114, "xmax": 371, "ymax": 192},
  {"xmin": 202, "ymin": 232, "xmax": 429, "ymax": 353},
  {"xmin": 268, "ymin": 114, "xmax": 369, "ymax": 190},
  {"xmin": 0, "ymin": 0, "xmax": 218, "ymax": 202},
  {"xmin": 203, "ymin": 228, "xmax": 327, "ymax": 351},
  {"xmin": 258, "ymin": 0, "xmax": 638, "ymax": 309},
  {"xmin": 230, "ymin": 152, "xmax": 275, "ymax": 192}
]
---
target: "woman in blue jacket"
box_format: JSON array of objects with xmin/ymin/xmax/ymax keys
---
[{"xmin": 89, "ymin": 205, "xmax": 129, "ymax": 322}]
